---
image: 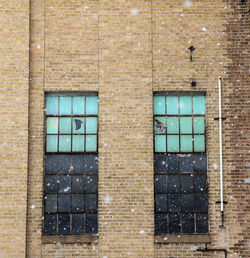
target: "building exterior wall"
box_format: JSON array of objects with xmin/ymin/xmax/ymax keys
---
[{"xmin": 0, "ymin": 0, "xmax": 249, "ymax": 257}]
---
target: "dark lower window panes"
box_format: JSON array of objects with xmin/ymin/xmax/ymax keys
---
[
  {"xmin": 195, "ymin": 194, "xmax": 207, "ymax": 212},
  {"xmin": 86, "ymin": 214, "xmax": 98, "ymax": 233},
  {"xmin": 155, "ymin": 175, "xmax": 167, "ymax": 193},
  {"xmin": 58, "ymin": 194, "xmax": 71, "ymax": 212},
  {"xmin": 44, "ymin": 214, "xmax": 57, "ymax": 235},
  {"xmin": 45, "ymin": 194, "xmax": 57, "ymax": 213},
  {"xmin": 154, "ymin": 154, "xmax": 166, "ymax": 173},
  {"xmin": 59, "ymin": 155, "xmax": 71, "ymax": 173},
  {"xmin": 194, "ymin": 175, "xmax": 206, "ymax": 193},
  {"xmin": 72, "ymin": 176, "xmax": 84, "ymax": 193},
  {"xmin": 168, "ymin": 194, "xmax": 181, "ymax": 212},
  {"xmin": 86, "ymin": 154, "xmax": 98, "ymax": 173},
  {"xmin": 193, "ymin": 154, "xmax": 207, "ymax": 172},
  {"xmin": 167, "ymin": 175, "xmax": 180, "ymax": 193},
  {"xmin": 196, "ymin": 214, "xmax": 209, "ymax": 233},
  {"xmin": 155, "ymin": 194, "xmax": 167, "ymax": 212},
  {"xmin": 167, "ymin": 154, "xmax": 179, "ymax": 172},
  {"xmin": 181, "ymin": 194, "xmax": 194, "ymax": 212},
  {"xmin": 85, "ymin": 194, "xmax": 97, "ymax": 212},
  {"xmin": 180, "ymin": 156, "xmax": 193, "ymax": 172},
  {"xmin": 155, "ymin": 213, "xmax": 168, "ymax": 234},
  {"xmin": 85, "ymin": 175, "xmax": 97, "ymax": 193},
  {"xmin": 45, "ymin": 155, "xmax": 58, "ymax": 174},
  {"xmin": 72, "ymin": 194, "xmax": 84, "ymax": 212},
  {"xmin": 72, "ymin": 214, "xmax": 84, "ymax": 234},
  {"xmin": 182, "ymin": 214, "xmax": 194, "ymax": 233},
  {"xmin": 58, "ymin": 214, "xmax": 70, "ymax": 235},
  {"xmin": 181, "ymin": 175, "xmax": 193, "ymax": 193},
  {"xmin": 169, "ymin": 214, "xmax": 181, "ymax": 234},
  {"xmin": 45, "ymin": 176, "xmax": 57, "ymax": 193},
  {"xmin": 72, "ymin": 155, "xmax": 85, "ymax": 173},
  {"xmin": 58, "ymin": 176, "xmax": 71, "ymax": 193}
]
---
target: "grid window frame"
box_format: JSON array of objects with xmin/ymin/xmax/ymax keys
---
[
  {"xmin": 154, "ymin": 91, "xmax": 209, "ymax": 235},
  {"xmin": 43, "ymin": 92, "xmax": 98, "ymax": 236}
]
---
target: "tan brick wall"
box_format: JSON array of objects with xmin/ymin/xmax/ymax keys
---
[
  {"xmin": 0, "ymin": 0, "xmax": 249, "ymax": 257},
  {"xmin": 0, "ymin": 0, "xmax": 29, "ymax": 257}
]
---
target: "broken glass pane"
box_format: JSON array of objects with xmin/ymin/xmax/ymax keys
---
[
  {"xmin": 73, "ymin": 118, "xmax": 84, "ymax": 134},
  {"xmin": 154, "ymin": 116, "xmax": 166, "ymax": 134}
]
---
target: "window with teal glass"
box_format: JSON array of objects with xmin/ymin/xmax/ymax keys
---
[
  {"xmin": 44, "ymin": 93, "xmax": 98, "ymax": 236},
  {"xmin": 154, "ymin": 92, "xmax": 208, "ymax": 235}
]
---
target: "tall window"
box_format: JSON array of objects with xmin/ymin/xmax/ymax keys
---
[
  {"xmin": 43, "ymin": 93, "xmax": 98, "ymax": 235},
  {"xmin": 154, "ymin": 92, "xmax": 208, "ymax": 234}
]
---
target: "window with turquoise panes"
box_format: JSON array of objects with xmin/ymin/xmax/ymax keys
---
[
  {"xmin": 154, "ymin": 93, "xmax": 208, "ymax": 235},
  {"xmin": 44, "ymin": 93, "xmax": 98, "ymax": 236}
]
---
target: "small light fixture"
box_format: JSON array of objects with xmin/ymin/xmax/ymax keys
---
[
  {"xmin": 188, "ymin": 45, "xmax": 195, "ymax": 61},
  {"xmin": 191, "ymin": 81, "xmax": 197, "ymax": 87}
]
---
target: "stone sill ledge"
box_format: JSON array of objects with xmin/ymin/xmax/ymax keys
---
[
  {"xmin": 155, "ymin": 234, "xmax": 211, "ymax": 244},
  {"xmin": 42, "ymin": 234, "xmax": 98, "ymax": 244}
]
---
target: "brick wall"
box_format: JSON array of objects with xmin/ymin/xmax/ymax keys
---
[
  {"xmin": 0, "ymin": 0, "xmax": 249, "ymax": 257},
  {"xmin": 0, "ymin": 1, "xmax": 29, "ymax": 257}
]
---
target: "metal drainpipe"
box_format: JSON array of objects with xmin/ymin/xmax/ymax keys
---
[{"xmin": 197, "ymin": 244, "xmax": 227, "ymax": 258}]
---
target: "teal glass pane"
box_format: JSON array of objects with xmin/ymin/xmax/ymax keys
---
[
  {"xmin": 194, "ymin": 135, "xmax": 205, "ymax": 152},
  {"xmin": 194, "ymin": 117, "xmax": 205, "ymax": 134},
  {"xmin": 46, "ymin": 135, "xmax": 58, "ymax": 152},
  {"xmin": 59, "ymin": 135, "xmax": 71, "ymax": 152},
  {"xmin": 73, "ymin": 118, "xmax": 84, "ymax": 134},
  {"xmin": 167, "ymin": 117, "xmax": 179, "ymax": 134},
  {"xmin": 72, "ymin": 135, "xmax": 85, "ymax": 152},
  {"xmin": 193, "ymin": 96, "xmax": 206, "ymax": 114},
  {"xmin": 154, "ymin": 117, "xmax": 166, "ymax": 134},
  {"xmin": 86, "ymin": 135, "xmax": 97, "ymax": 152},
  {"xmin": 167, "ymin": 135, "xmax": 179, "ymax": 152},
  {"xmin": 180, "ymin": 96, "xmax": 192, "ymax": 115},
  {"xmin": 46, "ymin": 96, "xmax": 58, "ymax": 115},
  {"xmin": 155, "ymin": 135, "xmax": 166, "ymax": 152},
  {"xmin": 59, "ymin": 97, "xmax": 71, "ymax": 115},
  {"xmin": 154, "ymin": 96, "xmax": 165, "ymax": 115},
  {"xmin": 47, "ymin": 118, "xmax": 58, "ymax": 134},
  {"xmin": 86, "ymin": 117, "xmax": 97, "ymax": 134},
  {"xmin": 167, "ymin": 96, "xmax": 178, "ymax": 115},
  {"xmin": 180, "ymin": 117, "xmax": 192, "ymax": 134},
  {"xmin": 86, "ymin": 96, "xmax": 98, "ymax": 115},
  {"xmin": 180, "ymin": 135, "xmax": 193, "ymax": 152},
  {"xmin": 59, "ymin": 118, "xmax": 71, "ymax": 134},
  {"xmin": 73, "ymin": 96, "xmax": 85, "ymax": 115}
]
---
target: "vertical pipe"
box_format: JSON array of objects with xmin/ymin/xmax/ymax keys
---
[{"xmin": 218, "ymin": 76, "xmax": 224, "ymax": 225}]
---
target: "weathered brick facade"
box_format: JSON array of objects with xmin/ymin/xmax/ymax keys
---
[{"xmin": 0, "ymin": 0, "xmax": 249, "ymax": 257}]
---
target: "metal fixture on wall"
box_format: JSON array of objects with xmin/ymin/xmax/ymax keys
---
[
  {"xmin": 191, "ymin": 81, "xmax": 196, "ymax": 87},
  {"xmin": 188, "ymin": 45, "xmax": 195, "ymax": 61}
]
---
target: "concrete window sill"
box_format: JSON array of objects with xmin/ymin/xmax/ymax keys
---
[
  {"xmin": 42, "ymin": 234, "xmax": 98, "ymax": 244},
  {"xmin": 155, "ymin": 234, "xmax": 211, "ymax": 244}
]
